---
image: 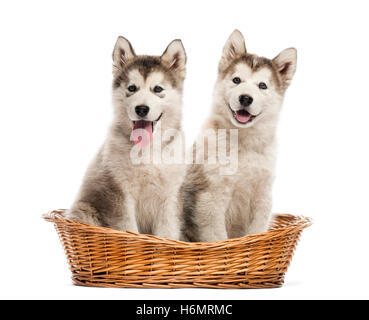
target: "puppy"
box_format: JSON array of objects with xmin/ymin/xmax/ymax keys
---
[
  {"xmin": 66, "ymin": 36, "xmax": 187, "ymax": 240},
  {"xmin": 182, "ymin": 30, "xmax": 297, "ymax": 242}
]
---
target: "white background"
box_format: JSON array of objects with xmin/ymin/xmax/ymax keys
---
[{"xmin": 1, "ymin": 0, "xmax": 368, "ymax": 300}]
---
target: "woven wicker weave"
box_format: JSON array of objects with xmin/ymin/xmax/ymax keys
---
[{"xmin": 43, "ymin": 209, "xmax": 311, "ymax": 289}]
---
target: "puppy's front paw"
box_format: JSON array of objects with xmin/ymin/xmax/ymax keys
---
[{"xmin": 65, "ymin": 203, "xmax": 101, "ymax": 227}]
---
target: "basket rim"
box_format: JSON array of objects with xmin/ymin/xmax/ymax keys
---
[{"xmin": 43, "ymin": 209, "xmax": 312, "ymax": 249}]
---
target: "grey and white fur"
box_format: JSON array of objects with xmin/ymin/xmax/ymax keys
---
[{"xmin": 66, "ymin": 36, "xmax": 187, "ymax": 240}]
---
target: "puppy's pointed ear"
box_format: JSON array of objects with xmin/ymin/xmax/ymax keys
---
[
  {"xmin": 219, "ymin": 29, "xmax": 246, "ymax": 72},
  {"xmin": 273, "ymin": 48, "xmax": 297, "ymax": 87},
  {"xmin": 161, "ymin": 39, "xmax": 187, "ymax": 78},
  {"xmin": 112, "ymin": 36, "xmax": 136, "ymax": 72}
]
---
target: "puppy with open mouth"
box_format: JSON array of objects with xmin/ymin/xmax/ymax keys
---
[
  {"xmin": 66, "ymin": 36, "xmax": 187, "ymax": 239},
  {"xmin": 182, "ymin": 30, "xmax": 297, "ymax": 242}
]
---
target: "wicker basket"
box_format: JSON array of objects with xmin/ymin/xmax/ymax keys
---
[{"xmin": 43, "ymin": 209, "xmax": 311, "ymax": 289}]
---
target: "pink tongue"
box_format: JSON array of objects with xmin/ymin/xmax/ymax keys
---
[
  {"xmin": 235, "ymin": 110, "xmax": 251, "ymax": 123},
  {"xmin": 132, "ymin": 120, "xmax": 153, "ymax": 147}
]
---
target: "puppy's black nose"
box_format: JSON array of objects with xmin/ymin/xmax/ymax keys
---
[
  {"xmin": 135, "ymin": 105, "xmax": 150, "ymax": 117},
  {"xmin": 239, "ymin": 95, "xmax": 253, "ymax": 107}
]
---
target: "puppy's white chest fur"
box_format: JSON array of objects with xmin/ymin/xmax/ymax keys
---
[{"xmin": 124, "ymin": 162, "xmax": 185, "ymax": 234}]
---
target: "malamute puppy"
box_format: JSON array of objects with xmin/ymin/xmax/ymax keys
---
[
  {"xmin": 66, "ymin": 36, "xmax": 187, "ymax": 240},
  {"xmin": 182, "ymin": 30, "xmax": 297, "ymax": 242}
]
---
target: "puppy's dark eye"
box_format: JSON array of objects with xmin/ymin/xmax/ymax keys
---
[
  {"xmin": 154, "ymin": 86, "xmax": 163, "ymax": 93},
  {"xmin": 128, "ymin": 85, "xmax": 137, "ymax": 92},
  {"xmin": 259, "ymin": 82, "xmax": 268, "ymax": 90},
  {"xmin": 233, "ymin": 77, "xmax": 241, "ymax": 84}
]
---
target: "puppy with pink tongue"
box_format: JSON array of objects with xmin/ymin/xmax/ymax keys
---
[{"xmin": 66, "ymin": 36, "xmax": 187, "ymax": 240}]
